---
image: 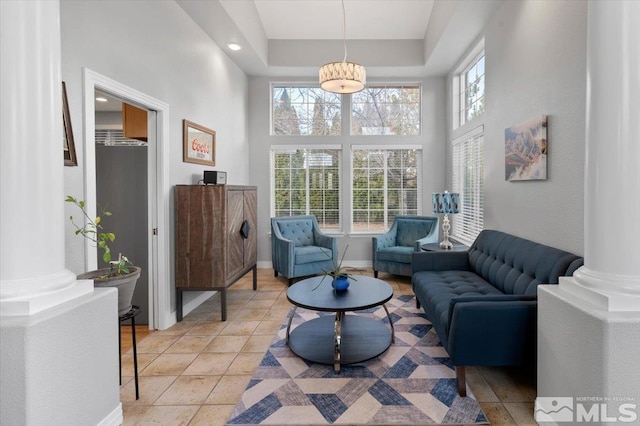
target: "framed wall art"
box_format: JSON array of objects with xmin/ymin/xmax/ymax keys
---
[
  {"xmin": 62, "ymin": 82, "xmax": 77, "ymax": 166},
  {"xmin": 183, "ymin": 119, "xmax": 215, "ymax": 166},
  {"xmin": 505, "ymin": 115, "xmax": 547, "ymax": 181}
]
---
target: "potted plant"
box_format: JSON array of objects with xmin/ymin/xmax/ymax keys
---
[
  {"xmin": 66, "ymin": 196, "xmax": 140, "ymax": 316},
  {"xmin": 315, "ymin": 245, "xmax": 358, "ymax": 291}
]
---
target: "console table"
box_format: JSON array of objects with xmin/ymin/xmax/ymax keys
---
[{"xmin": 421, "ymin": 242, "xmax": 468, "ymax": 252}]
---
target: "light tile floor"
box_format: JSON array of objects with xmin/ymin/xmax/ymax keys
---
[{"xmin": 120, "ymin": 268, "xmax": 538, "ymax": 425}]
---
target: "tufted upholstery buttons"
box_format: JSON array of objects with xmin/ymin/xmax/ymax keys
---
[{"xmin": 278, "ymin": 220, "xmax": 315, "ymax": 247}]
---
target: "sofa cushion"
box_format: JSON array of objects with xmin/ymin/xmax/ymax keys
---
[
  {"xmin": 277, "ymin": 219, "xmax": 314, "ymax": 247},
  {"xmin": 396, "ymin": 219, "xmax": 435, "ymax": 247},
  {"xmin": 377, "ymin": 246, "xmax": 413, "ymax": 264},
  {"xmin": 413, "ymin": 270, "xmax": 502, "ymax": 343},
  {"xmin": 295, "ymin": 246, "xmax": 332, "ymax": 265}
]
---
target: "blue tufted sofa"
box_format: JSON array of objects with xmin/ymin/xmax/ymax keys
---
[
  {"xmin": 372, "ymin": 215, "xmax": 439, "ymax": 278},
  {"xmin": 271, "ymin": 215, "xmax": 338, "ymax": 285},
  {"xmin": 411, "ymin": 229, "xmax": 583, "ymax": 396}
]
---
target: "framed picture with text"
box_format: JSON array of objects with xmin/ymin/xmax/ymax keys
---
[{"xmin": 183, "ymin": 120, "xmax": 215, "ymax": 166}]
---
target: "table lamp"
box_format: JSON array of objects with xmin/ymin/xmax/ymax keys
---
[{"xmin": 432, "ymin": 191, "xmax": 460, "ymax": 249}]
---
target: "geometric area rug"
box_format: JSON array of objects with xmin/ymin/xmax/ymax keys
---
[{"xmin": 227, "ymin": 295, "xmax": 488, "ymax": 425}]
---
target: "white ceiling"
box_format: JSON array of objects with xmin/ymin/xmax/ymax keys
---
[
  {"xmin": 253, "ymin": 0, "xmax": 434, "ymax": 40},
  {"xmin": 177, "ymin": 0, "xmax": 502, "ymax": 78}
]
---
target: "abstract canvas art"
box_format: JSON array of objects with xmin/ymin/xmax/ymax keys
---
[{"xmin": 505, "ymin": 115, "xmax": 547, "ymax": 181}]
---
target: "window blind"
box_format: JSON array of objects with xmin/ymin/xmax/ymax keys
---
[
  {"xmin": 451, "ymin": 132, "xmax": 484, "ymax": 245},
  {"xmin": 351, "ymin": 146, "xmax": 422, "ymax": 232},
  {"xmin": 270, "ymin": 147, "xmax": 342, "ymax": 232}
]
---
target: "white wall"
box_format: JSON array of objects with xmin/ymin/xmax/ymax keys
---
[
  {"xmin": 447, "ymin": 0, "xmax": 587, "ymax": 255},
  {"xmin": 1, "ymin": 289, "xmax": 120, "ymax": 426},
  {"xmin": 60, "ymin": 1, "xmax": 249, "ymax": 309},
  {"xmin": 248, "ymin": 77, "xmax": 447, "ymax": 264}
]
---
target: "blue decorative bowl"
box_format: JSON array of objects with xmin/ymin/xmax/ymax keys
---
[{"xmin": 332, "ymin": 276, "xmax": 350, "ymax": 291}]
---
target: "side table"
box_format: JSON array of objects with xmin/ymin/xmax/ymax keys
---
[
  {"xmin": 421, "ymin": 242, "xmax": 468, "ymax": 252},
  {"xmin": 119, "ymin": 305, "xmax": 141, "ymax": 400}
]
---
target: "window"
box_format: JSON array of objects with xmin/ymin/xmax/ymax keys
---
[
  {"xmin": 459, "ymin": 53, "xmax": 485, "ymax": 125},
  {"xmin": 351, "ymin": 85, "xmax": 420, "ymax": 135},
  {"xmin": 351, "ymin": 147, "xmax": 422, "ymax": 232},
  {"xmin": 271, "ymin": 146, "xmax": 341, "ymax": 231},
  {"xmin": 451, "ymin": 129, "xmax": 484, "ymax": 245},
  {"xmin": 272, "ymin": 86, "xmax": 341, "ymax": 135}
]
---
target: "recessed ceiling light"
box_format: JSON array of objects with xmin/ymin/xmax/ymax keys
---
[
  {"xmin": 95, "ymin": 97, "xmax": 108, "ymax": 102},
  {"xmin": 227, "ymin": 43, "xmax": 242, "ymax": 51}
]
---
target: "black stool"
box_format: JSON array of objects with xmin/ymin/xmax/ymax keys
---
[{"xmin": 119, "ymin": 305, "xmax": 141, "ymax": 400}]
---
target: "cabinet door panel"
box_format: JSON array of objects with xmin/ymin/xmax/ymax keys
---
[
  {"xmin": 175, "ymin": 186, "xmax": 224, "ymax": 288},
  {"xmin": 226, "ymin": 189, "xmax": 244, "ymax": 280},
  {"xmin": 244, "ymin": 189, "xmax": 258, "ymax": 266}
]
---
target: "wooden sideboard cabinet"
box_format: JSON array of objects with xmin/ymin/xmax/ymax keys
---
[{"xmin": 175, "ymin": 185, "xmax": 257, "ymax": 321}]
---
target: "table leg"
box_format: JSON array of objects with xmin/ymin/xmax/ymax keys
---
[
  {"xmin": 286, "ymin": 306, "xmax": 298, "ymax": 343},
  {"xmin": 334, "ymin": 311, "xmax": 343, "ymax": 373},
  {"xmin": 221, "ymin": 287, "xmax": 227, "ymax": 321},
  {"xmin": 252, "ymin": 265, "xmax": 257, "ymax": 290},
  {"xmin": 131, "ymin": 313, "xmax": 139, "ymax": 400},
  {"xmin": 382, "ymin": 304, "xmax": 395, "ymax": 343},
  {"xmin": 176, "ymin": 289, "xmax": 183, "ymax": 322}
]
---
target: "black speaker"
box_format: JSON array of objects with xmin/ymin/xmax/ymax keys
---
[{"xmin": 204, "ymin": 171, "xmax": 227, "ymax": 185}]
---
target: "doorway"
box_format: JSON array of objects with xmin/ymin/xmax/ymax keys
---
[
  {"xmin": 83, "ymin": 68, "xmax": 172, "ymax": 330},
  {"xmin": 95, "ymin": 91, "xmax": 150, "ymax": 323}
]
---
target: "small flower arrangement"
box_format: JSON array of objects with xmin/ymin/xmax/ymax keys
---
[
  {"xmin": 66, "ymin": 195, "xmax": 132, "ymax": 276},
  {"xmin": 313, "ymin": 245, "xmax": 359, "ymax": 291}
]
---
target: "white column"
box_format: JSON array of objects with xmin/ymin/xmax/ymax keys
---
[
  {"xmin": 0, "ymin": 0, "xmax": 92, "ymax": 315},
  {"xmin": 562, "ymin": 0, "xmax": 640, "ymax": 312},
  {"xmin": 537, "ymin": 1, "xmax": 640, "ymax": 415}
]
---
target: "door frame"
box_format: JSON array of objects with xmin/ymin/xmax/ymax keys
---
[{"xmin": 82, "ymin": 68, "xmax": 172, "ymax": 329}]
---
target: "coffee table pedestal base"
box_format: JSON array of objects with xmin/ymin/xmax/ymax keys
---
[{"xmin": 288, "ymin": 314, "xmax": 392, "ymax": 372}]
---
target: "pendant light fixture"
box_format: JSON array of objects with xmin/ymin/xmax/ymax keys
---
[{"xmin": 319, "ymin": 0, "xmax": 366, "ymax": 94}]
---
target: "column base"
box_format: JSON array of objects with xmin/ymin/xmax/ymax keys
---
[
  {"xmin": 561, "ymin": 270, "xmax": 640, "ymax": 312},
  {"xmin": 537, "ymin": 284, "xmax": 640, "ymax": 424},
  {"xmin": 0, "ymin": 270, "xmax": 94, "ymax": 316},
  {"xmin": 0, "ymin": 288, "xmax": 122, "ymax": 426}
]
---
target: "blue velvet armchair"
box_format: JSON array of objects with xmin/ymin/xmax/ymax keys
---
[
  {"xmin": 372, "ymin": 215, "xmax": 439, "ymax": 278},
  {"xmin": 271, "ymin": 215, "xmax": 338, "ymax": 285}
]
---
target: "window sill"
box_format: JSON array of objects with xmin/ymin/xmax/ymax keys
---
[{"xmin": 348, "ymin": 232, "xmax": 385, "ymax": 238}]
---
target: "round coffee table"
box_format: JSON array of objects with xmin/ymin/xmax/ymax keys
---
[{"xmin": 286, "ymin": 275, "xmax": 394, "ymax": 373}]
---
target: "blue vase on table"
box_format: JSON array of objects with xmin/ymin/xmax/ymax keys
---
[{"xmin": 332, "ymin": 276, "xmax": 350, "ymax": 291}]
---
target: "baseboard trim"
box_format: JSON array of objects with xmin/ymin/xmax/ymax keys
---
[
  {"xmin": 256, "ymin": 261, "xmax": 373, "ymax": 269},
  {"xmin": 97, "ymin": 403, "xmax": 122, "ymax": 426}
]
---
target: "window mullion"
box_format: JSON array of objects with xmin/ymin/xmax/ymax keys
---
[
  {"xmin": 383, "ymin": 150, "xmax": 388, "ymax": 229},
  {"xmin": 305, "ymin": 149, "xmax": 310, "ymax": 215}
]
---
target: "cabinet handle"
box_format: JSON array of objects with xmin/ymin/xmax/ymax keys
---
[{"xmin": 240, "ymin": 220, "xmax": 251, "ymax": 239}]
